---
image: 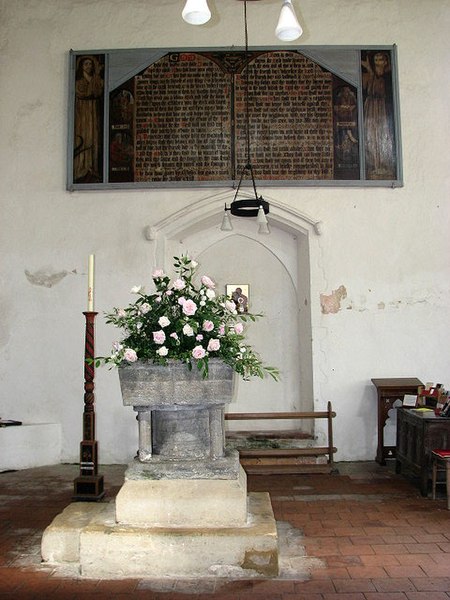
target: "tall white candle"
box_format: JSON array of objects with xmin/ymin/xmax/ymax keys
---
[{"xmin": 87, "ymin": 254, "xmax": 95, "ymax": 311}]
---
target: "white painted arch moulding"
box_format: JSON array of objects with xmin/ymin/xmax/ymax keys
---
[{"xmin": 143, "ymin": 189, "xmax": 324, "ymax": 243}]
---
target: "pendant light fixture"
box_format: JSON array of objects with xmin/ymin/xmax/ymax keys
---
[
  {"xmin": 182, "ymin": 0, "xmax": 303, "ymax": 42},
  {"xmin": 220, "ymin": 0, "xmax": 270, "ymax": 234},
  {"xmin": 182, "ymin": 0, "xmax": 303, "ymax": 234}
]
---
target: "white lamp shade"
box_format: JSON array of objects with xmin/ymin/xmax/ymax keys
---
[
  {"xmin": 220, "ymin": 210, "xmax": 233, "ymax": 231},
  {"xmin": 182, "ymin": 0, "xmax": 211, "ymax": 25},
  {"xmin": 275, "ymin": 0, "xmax": 303, "ymax": 42},
  {"xmin": 256, "ymin": 205, "xmax": 268, "ymax": 225}
]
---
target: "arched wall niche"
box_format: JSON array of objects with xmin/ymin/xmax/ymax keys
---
[{"xmin": 146, "ymin": 191, "xmax": 323, "ymax": 433}]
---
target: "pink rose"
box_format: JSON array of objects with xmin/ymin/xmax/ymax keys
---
[
  {"xmin": 182, "ymin": 299, "xmax": 197, "ymax": 316},
  {"xmin": 152, "ymin": 269, "xmax": 165, "ymax": 279},
  {"xmin": 218, "ymin": 324, "xmax": 225, "ymax": 336},
  {"xmin": 172, "ymin": 278, "xmax": 186, "ymax": 290},
  {"xmin": 234, "ymin": 322, "xmax": 244, "ymax": 334},
  {"xmin": 207, "ymin": 339, "xmax": 220, "ymax": 352},
  {"xmin": 170, "ymin": 332, "xmax": 179, "ymax": 340},
  {"xmin": 123, "ymin": 348, "xmax": 138, "ymax": 362},
  {"xmin": 192, "ymin": 345, "xmax": 206, "ymax": 359},
  {"xmin": 196, "ymin": 334, "xmax": 204, "ymax": 341},
  {"xmin": 140, "ymin": 303, "xmax": 151, "ymax": 314},
  {"xmin": 153, "ymin": 330, "xmax": 166, "ymax": 344},
  {"xmin": 201, "ymin": 275, "xmax": 215, "ymax": 289},
  {"xmin": 202, "ymin": 320, "xmax": 214, "ymax": 332}
]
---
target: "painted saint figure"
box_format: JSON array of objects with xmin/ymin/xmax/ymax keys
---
[
  {"xmin": 231, "ymin": 287, "xmax": 248, "ymax": 313},
  {"xmin": 74, "ymin": 55, "xmax": 104, "ymax": 183},
  {"xmin": 333, "ymin": 85, "xmax": 359, "ymax": 174},
  {"xmin": 361, "ymin": 51, "xmax": 396, "ymax": 180}
]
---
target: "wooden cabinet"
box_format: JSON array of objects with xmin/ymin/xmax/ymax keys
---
[
  {"xmin": 371, "ymin": 378, "xmax": 423, "ymax": 464},
  {"xmin": 396, "ymin": 408, "xmax": 450, "ymax": 496}
]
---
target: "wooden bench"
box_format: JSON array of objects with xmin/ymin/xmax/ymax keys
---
[{"xmin": 225, "ymin": 401, "xmax": 337, "ymax": 475}]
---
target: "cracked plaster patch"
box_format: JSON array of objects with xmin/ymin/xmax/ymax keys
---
[
  {"xmin": 25, "ymin": 268, "xmax": 74, "ymax": 288},
  {"xmin": 320, "ymin": 285, "xmax": 347, "ymax": 314}
]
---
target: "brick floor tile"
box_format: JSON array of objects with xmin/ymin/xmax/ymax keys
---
[
  {"xmin": 382, "ymin": 535, "xmax": 417, "ymax": 544},
  {"xmin": 359, "ymin": 554, "xmax": 400, "ymax": 566},
  {"xmin": 405, "ymin": 593, "xmax": 450, "ymax": 600},
  {"xmin": 363, "ymin": 527, "xmax": 401, "ymax": 536},
  {"xmin": 364, "ymin": 594, "xmax": 408, "ymax": 600},
  {"xmin": 346, "ymin": 566, "xmax": 387, "ymax": 578},
  {"xmin": 405, "ymin": 543, "xmax": 444, "ymax": 554},
  {"xmin": 322, "ymin": 593, "xmax": 366, "ymax": 599},
  {"xmin": 339, "ymin": 544, "xmax": 375, "ymax": 556},
  {"xmin": 319, "ymin": 555, "xmax": 362, "ymax": 568},
  {"xmin": 419, "ymin": 564, "xmax": 450, "ymax": 577},
  {"xmin": 349, "ymin": 535, "xmax": 385, "ymax": 545},
  {"xmin": 372, "ymin": 578, "xmax": 417, "ymax": 592},
  {"xmin": 332, "ymin": 578, "xmax": 376, "ymax": 592},
  {"xmin": 395, "ymin": 553, "xmax": 438, "ymax": 566},
  {"xmin": 372, "ymin": 544, "xmax": 408, "ymax": 555},
  {"xmin": 333, "ymin": 527, "xmax": 368, "ymax": 537},
  {"xmin": 310, "ymin": 567, "xmax": 351, "ymax": 579},
  {"xmin": 384, "ymin": 565, "xmax": 427, "ymax": 578},
  {"xmin": 281, "ymin": 594, "xmax": 323, "ymax": 600},
  {"xmin": 412, "ymin": 534, "xmax": 449, "ymax": 543},
  {"xmin": 409, "ymin": 578, "xmax": 450, "ymax": 592},
  {"xmin": 304, "ymin": 546, "xmax": 342, "ymax": 557},
  {"xmin": 430, "ymin": 553, "xmax": 450, "ymax": 565}
]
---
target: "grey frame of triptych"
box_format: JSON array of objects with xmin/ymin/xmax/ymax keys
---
[{"xmin": 67, "ymin": 45, "xmax": 402, "ymax": 191}]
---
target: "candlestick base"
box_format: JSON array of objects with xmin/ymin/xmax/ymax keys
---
[{"xmin": 73, "ymin": 475, "xmax": 105, "ymax": 502}]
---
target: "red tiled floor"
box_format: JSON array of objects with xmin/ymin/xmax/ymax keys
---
[{"xmin": 0, "ymin": 461, "xmax": 449, "ymax": 598}]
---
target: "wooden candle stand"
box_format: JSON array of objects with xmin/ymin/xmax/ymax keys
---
[{"xmin": 73, "ymin": 311, "xmax": 105, "ymax": 501}]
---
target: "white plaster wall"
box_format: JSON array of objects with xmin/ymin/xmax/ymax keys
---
[{"xmin": 0, "ymin": 0, "xmax": 449, "ymax": 464}]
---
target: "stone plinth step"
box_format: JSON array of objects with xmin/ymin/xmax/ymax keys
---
[{"xmin": 41, "ymin": 492, "xmax": 278, "ymax": 578}]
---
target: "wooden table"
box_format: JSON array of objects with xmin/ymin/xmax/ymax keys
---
[
  {"xmin": 371, "ymin": 378, "xmax": 423, "ymax": 465},
  {"xmin": 396, "ymin": 408, "xmax": 450, "ymax": 496}
]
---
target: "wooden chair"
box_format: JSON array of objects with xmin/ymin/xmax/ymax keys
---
[{"xmin": 431, "ymin": 449, "xmax": 450, "ymax": 510}]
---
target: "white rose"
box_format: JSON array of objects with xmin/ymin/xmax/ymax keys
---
[
  {"xmin": 158, "ymin": 316, "xmax": 171, "ymax": 328},
  {"xmin": 130, "ymin": 285, "xmax": 144, "ymax": 294},
  {"xmin": 225, "ymin": 300, "xmax": 237, "ymax": 313},
  {"xmin": 183, "ymin": 324, "xmax": 194, "ymax": 336}
]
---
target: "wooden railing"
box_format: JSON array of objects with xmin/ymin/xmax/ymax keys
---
[{"xmin": 225, "ymin": 401, "xmax": 337, "ymax": 474}]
